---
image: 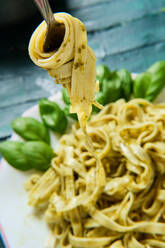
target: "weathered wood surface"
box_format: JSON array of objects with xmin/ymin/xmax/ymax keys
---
[{"xmin": 1, "ymin": 0, "xmax": 165, "ymax": 139}]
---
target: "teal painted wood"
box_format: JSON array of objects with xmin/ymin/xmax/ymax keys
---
[
  {"xmin": 1, "ymin": 0, "xmax": 165, "ymax": 139},
  {"xmin": 70, "ymin": 0, "xmax": 165, "ymax": 31},
  {"xmin": 88, "ymin": 13, "xmax": 165, "ymax": 58},
  {"xmin": 0, "ymin": 64, "xmax": 52, "ymax": 108},
  {"xmin": 67, "ymin": 0, "xmax": 109, "ymax": 9},
  {"xmin": 97, "ymin": 42, "xmax": 165, "ymax": 72}
]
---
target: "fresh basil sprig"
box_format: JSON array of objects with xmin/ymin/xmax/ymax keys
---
[
  {"xmin": 133, "ymin": 61, "xmax": 165, "ymax": 101},
  {"xmin": 0, "ymin": 141, "xmax": 54, "ymax": 171},
  {"xmin": 11, "ymin": 117, "xmax": 50, "ymax": 144},
  {"xmin": 93, "ymin": 66, "xmax": 133, "ymax": 113},
  {"xmin": 39, "ymin": 98, "xmax": 68, "ymax": 134}
]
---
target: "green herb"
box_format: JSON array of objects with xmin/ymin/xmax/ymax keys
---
[
  {"xmin": 11, "ymin": 117, "xmax": 50, "ymax": 144},
  {"xmin": 96, "ymin": 66, "xmax": 132, "ymax": 105},
  {"xmin": 0, "ymin": 140, "xmax": 54, "ymax": 171},
  {"xmin": 96, "ymin": 65, "xmax": 111, "ymax": 85},
  {"xmin": 62, "ymin": 88, "xmax": 70, "ymax": 105},
  {"xmin": 133, "ymin": 61, "xmax": 165, "ymax": 101},
  {"xmin": 92, "ymin": 91, "xmax": 105, "ymax": 113},
  {"xmin": 22, "ymin": 141, "xmax": 54, "ymax": 171},
  {"xmin": 62, "ymin": 89, "xmax": 78, "ymax": 119},
  {"xmin": 39, "ymin": 98, "xmax": 67, "ymax": 134},
  {"xmin": 94, "ymin": 67, "xmax": 125, "ymax": 112},
  {"xmin": 0, "ymin": 141, "xmax": 31, "ymax": 171},
  {"xmin": 118, "ymin": 69, "xmax": 133, "ymax": 101},
  {"xmin": 102, "ymin": 73, "xmax": 123, "ymax": 104},
  {"xmin": 92, "ymin": 105, "xmax": 100, "ymax": 114},
  {"xmin": 146, "ymin": 61, "xmax": 165, "ymax": 101},
  {"xmin": 63, "ymin": 105, "xmax": 78, "ymax": 120},
  {"xmin": 94, "ymin": 91, "xmax": 105, "ymax": 105},
  {"xmin": 133, "ymin": 73, "xmax": 152, "ymax": 98},
  {"xmin": 96, "ymin": 71, "xmax": 123, "ymax": 105}
]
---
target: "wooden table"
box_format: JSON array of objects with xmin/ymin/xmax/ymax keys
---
[{"xmin": 1, "ymin": 0, "xmax": 165, "ymax": 140}]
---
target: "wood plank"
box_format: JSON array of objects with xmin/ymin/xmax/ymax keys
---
[
  {"xmin": 67, "ymin": 0, "xmax": 109, "ymax": 10},
  {"xmin": 70, "ymin": 0, "xmax": 165, "ymax": 31},
  {"xmin": 0, "ymin": 52, "xmax": 60, "ymax": 108},
  {"xmin": 88, "ymin": 13, "xmax": 165, "ymax": 58},
  {"xmin": 97, "ymin": 41, "xmax": 165, "ymax": 73}
]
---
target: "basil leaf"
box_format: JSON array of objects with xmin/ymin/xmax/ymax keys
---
[
  {"xmin": 11, "ymin": 117, "xmax": 50, "ymax": 144},
  {"xmin": 118, "ymin": 69, "xmax": 133, "ymax": 101},
  {"xmin": 145, "ymin": 74, "xmax": 165, "ymax": 101},
  {"xmin": 64, "ymin": 105, "xmax": 78, "ymax": 120},
  {"xmin": 39, "ymin": 98, "xmax": 68, "ymax": 134},
  {"xmin": 133, "ymin": 73, "xmax": 152, "ymax": 99},
  {"xmin": 146, "ymin": 61, "xmax": 165, "ymax": 101},
  {"xmin": 96, "ymin": 65, "xmax": 111, "ymax": 86},
  {"xmin": 133, "ymin": 61, "xmax": 165, "ymax": 101},
  {"xmin": 22, "ymin": 141, "xmax": 54, "ymax": 171},
  {"xmin": 95, "ymin": 91, "xmax": 105, "ymax": 105},
  {"xmin": 101, "ymin": 72, "xmax": 123, "ymax": 105},
  {"xmin": 0, "ymin": 141, "xmax": 31, "ymax": 171},
  {"xmin": 147, "ymin": 61, "xmax": 165, "ymax": 74},
  {"xmin": 92, "ymin": 104, "xmax": 101, "ymax": 114},
  {"xmin": 62, "ymin": 88, "xmax": 70, "ymax": 105},
  {"xmin": 95, "ymin": 64, "xmax": 111, "ymax": 107}
]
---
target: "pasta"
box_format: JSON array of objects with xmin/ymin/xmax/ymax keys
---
[
  {"xmin": 28, "ymin": 12, "xmax": 100, "ymax": 128},
  {"xmin": 26, "ymin": 98, "xmax": 165, "ymax": 248},
  {"xmin": 28, "ymin": 11, "xmax": 165, "ymax": 248}
]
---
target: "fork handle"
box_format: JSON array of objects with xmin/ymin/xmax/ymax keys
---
[{"xmin": 34, "ymin": 0, "xmax": 56, "ymax": 25}]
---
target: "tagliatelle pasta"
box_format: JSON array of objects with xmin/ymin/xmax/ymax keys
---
[
  {"xmin": 28, "ymin": 11, "xmax": 165, "ymax": 248},
  {"xmin": 28, "ymin": 12, "xmax": 100, "ymax": 128},
  {"xmin": 25, "ymin": 98, "xmax": 165, "ymax": 248}
]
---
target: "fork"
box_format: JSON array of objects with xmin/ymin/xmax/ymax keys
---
[{"xmin": 34, "ymin": 0, "xmax": 65, "ymax": 52}]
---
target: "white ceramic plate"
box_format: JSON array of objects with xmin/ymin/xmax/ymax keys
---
[{"xmin": 1, "ymin": 78, "xmax": 165, "ymax": 248}]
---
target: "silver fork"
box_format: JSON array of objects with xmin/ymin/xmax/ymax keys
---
[{"xmin": 34, "ymin": 0, "xmax": 65, "ymax": 52}]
